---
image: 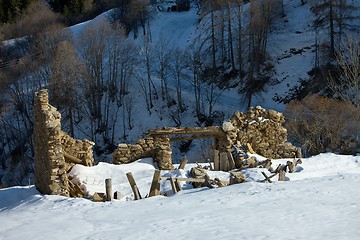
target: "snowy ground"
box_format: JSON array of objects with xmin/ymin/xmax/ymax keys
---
[{"xmin": 1, "ymin": 153, "xmax": 360, "ymax": 240}]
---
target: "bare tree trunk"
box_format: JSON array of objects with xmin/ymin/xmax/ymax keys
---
[
  {"xmin": 227, "ymin": 1, "xmax": 235, "ymax": 71},
  {"xmin": 211, "ymin": 11, "xmax": 216, "ymax": 71},
  {"xmin": 145, "ymin": 39, "xmax": 154, "ymax": 110},
  {"xmin": 329, "ymin": 0, "xmax": 335, "ymax": 57},
  {"xmin": 236, "ymin": 1, "xmax": 243, "ymax": 76}
]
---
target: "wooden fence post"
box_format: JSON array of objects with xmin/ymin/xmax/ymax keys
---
[
  {"xmin": 105, "ymin": 178, "xmax": 112, "ymax": 201},
  {"xmin": 149, "ymin": 170, "xmax": 161, "ymax": 197},
  {"xmin": 126, "ymin": 172, "xmax": 142, "ymax": 200},
  {"xmin": 179, "ymin": 156, "xmax": 188, "ymax": 170},
  {"xmin": 219, "ymin": 152, "xmax": 229, "ymax": 171},
  {"xmin": 214, "ymin": 149, "xmax": 220, "ymax": 171},
  {"xmin": 174, "ymin": 179, "xmax": 182, "ymax": 192},
  {"xmin": 169, "ymin": 177, "xmax": 178, "ymax": 194},
  {"xmin": 278, "ymin": 169, "xmax": 286, "ymax": 181}
]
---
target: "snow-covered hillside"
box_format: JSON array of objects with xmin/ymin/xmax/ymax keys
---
[{"xmin": 1, "ymin": 153, "xmax": 360, "ymax": 239}]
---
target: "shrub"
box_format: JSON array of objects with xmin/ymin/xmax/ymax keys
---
[{"xmin": 285, "ymin": 94, "xmax": 360, "ymax": 155}]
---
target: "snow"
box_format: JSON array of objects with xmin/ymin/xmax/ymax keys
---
[
  {"xmin": 147, "ymin": 8, "xmax": 199, "ymax": 48},
  {"xmin": 1, "ymin": 153, "xmax": 360, "ymax": 239}
]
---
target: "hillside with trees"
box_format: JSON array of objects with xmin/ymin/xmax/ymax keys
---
[{"xmin": 0, "ymin": 0, "xmax": 359, "ymax": 186}]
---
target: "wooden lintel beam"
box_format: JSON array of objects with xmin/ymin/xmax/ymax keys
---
[
  {"xmin": 145, "ymin": 127, "xmax": 225, "ymax": 137},
  {"xmin": 169, "ymin": 135, "xmax": 225, "ymax": 142}
]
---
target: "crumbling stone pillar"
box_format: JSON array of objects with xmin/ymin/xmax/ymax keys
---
[
  {"xmin": 34, "ymin": 89, "xmax": 94, "ymax": 197},
  {"xmin": 153, "ymin": 135, "xmax": 173, "ymax": 170},
  {"xmin": 34, "ymin": 90, "xmax": 70, "ymax": 196}
]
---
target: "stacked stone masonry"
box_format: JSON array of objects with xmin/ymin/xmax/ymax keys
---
[
  {"xmin": 113, "ymin": 106, "xmax": 301, "ymax": 171},
  {"xmin": 112, "ymin": 136, "xmax": 173, "ymax": 170},
  {"xmin": 33, "ymin": 89, "xmax": 300, "ymax": 197},
  {"xmin": 227, "ymin": 106, "xmax": 302, "ymax": 159},
  {"xmin": 34, "ymin": 90, "xmax": 94, "ymax": 197}
]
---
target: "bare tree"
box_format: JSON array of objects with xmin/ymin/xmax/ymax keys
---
[
  {"xmin": 226, "ymin": 1, "xmax": 235, "ymax": 71},
  {"xmin": 241, "ymin": 0, "xmax": 278, "ymax": 108},
  {"xmin": 187, "ymin": 47, "xmax": 204, "ymax": 120},
  {"xmin": 171, "ymin": 47, "xmax": 188, "ymax": 114},
  {"xmin": 48, "ymin": 40, "xmax": 85, "ymax": 137},
  {"xmin": 205, "ymin": 82, "xmax": 223, "ymax": 118},
  {"xmin": 139, "ymin": 34, "xmax": 158, "ymax": 112},
  {"xmin": 126, "ymin": 0, "xmax": 149, "ymax": 39},
  {"xmin": 154, "ymin": 36, "xmax": 172, "ymax": 106},
  {"xmin": 311, "ymin": 0, "xmax": 357, "ymax": 58},
  {"xmin": 329, "ymin": 35, "xmax": 360, "ymax": 142},
  {"xmin": 78, "ymin": 19, "xmax": 111, "ymax": 138},
  {"xmin": 234, "ymin": 0, "xmax": 244, "ymax": 76}
]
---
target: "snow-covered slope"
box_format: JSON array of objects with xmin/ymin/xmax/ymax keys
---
[{"xmin": 1, "ymin": 153, "xmax": 360, "ymax": 240}]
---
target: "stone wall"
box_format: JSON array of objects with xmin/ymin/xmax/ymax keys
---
[
  {"xmin": 34, "ymin": 90, "xmax": 94, "ymax": 197},
  {"xmin": 113, "ymin": 136, "xmax": 173, "ymax": 170},
  {"xmin": 112, "ymin": 106, "xmax": 301, "ymax": 171},
  {"xmin": 227, "ymin": 106, "xmax": 301, "ymax": 159}
]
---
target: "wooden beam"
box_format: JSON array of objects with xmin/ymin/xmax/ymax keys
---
[
  {"xmin": 160, "ymin": 177, "xmax": 206, "ymax": 183},
  {"xmin": 169, "ymin": 134, "xmax": 226, "ymax": 142},
  {"xmin": 169, "ymin": 177, "xmax": 178, "ymax": 194},
  {"xmin": 227, "ymin": 152, "xmax": 236, "ymax": 170},
  {"xmin": 126, "ymin": 172, "xmax": 142, "ymax": 200},
  {"xmin": 178, "ymin": 156, "xmax": 188, "ymax": 170},
  {"xmin": 287, "ymin": 160, "xmax": 295, "ymax": 173},
  {"xmin": 219, "ymin": 152, "xmax": 229, "ymax": 171},
  {"xmin": 261, "ymin": 172, "xmax": 271, "ymax": 183},
  {"xmin": 145, "ymin": 126, "xmax": 225, "ymax": 137},
  {"xmin": 149, "ymin": 170, "xmax": 161, "ymax": 197},
  {"xmin": 278, "ymin": 169, "xmax": 286, "ymax": 181},
  {"xmin": 214, "ymin": 149, "xmax": 220, "ymax": 171},
  {"xmin": 246, "ymin": 143, "xmax": 256, "ymax": 154},
  {"xmin": 174, "ymin": 179, "xmax": 182, "ymax": 192},
  {"xmin": 63, "ymin": 151, "xmax": 82, "ymax": 164},
  {"xmin": 261, "ymin": 172, "xmax": 278, "ymax": 183}
]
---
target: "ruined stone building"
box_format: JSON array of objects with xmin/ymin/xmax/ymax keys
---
[{"xmin": 34, "ymin": 89, "xmax": 301, "ymax": 196}]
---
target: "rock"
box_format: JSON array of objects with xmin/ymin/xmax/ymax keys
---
[
  {"xmin": 222, "ymin": 121, "xmax": 235, "ymax": 132},
  {"xmin": 229, "ymin": 172, "xmax": 246, "ymax": 185},
  {"xmin": 93, "ymin": 192, "xmax": 106, "ymax": 202},
  {"xmin": 190, "ymin": 167, "xmax": 210, "ymax": 188}
]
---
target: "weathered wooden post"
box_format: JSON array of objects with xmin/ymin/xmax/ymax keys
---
[
  {"xmin": 126, "ymin": 172, "xmax": 142, "ymax": 200},
  {"xmin": 278, "ymin": 168, "xmax": 286, "ymax": 181},
  {"xmin": 287, "ymin": 161, "xmax": 295, "ymax": 173},
  {"xmin": 169, "ymin": 177, "xmax": 178, "ymax": 194},
  {"xmin": 213, "ymin": 149, "xmax": 220, "ymax": 171},
  {"xmin": 149, "ymin": 170, "xmax": 161, "ymax": 197},
  {"xmin": 174, "ymin": 179, "xmax": 182, "ymax": 192},
  {"xmin": 105, "ymin": 178, "xmax": 112, "ymax": 201},
  {"xmin": 179, "ymin": 155, "xmax": 188, "ymax": 170}
]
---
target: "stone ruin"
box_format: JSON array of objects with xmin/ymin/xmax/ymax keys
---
[
  {"xmin": 34, "ymin": 90, "xmax": 94, "ymax": 197},
  {"xmin": 33, "ymin": 89, "xmax": 301, "ymax": 197},
  {"xmin": 227, "ymin": 106, "xmax": 302, "ymax": 159},
  {"xmin": 113, "ymin": 106, "xmax": 301, "ymax": 171}
]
